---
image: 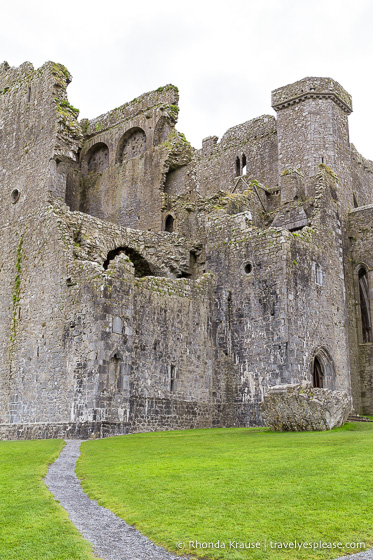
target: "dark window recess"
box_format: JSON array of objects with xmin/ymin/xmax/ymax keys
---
[
  {"xmin": 108, "ymin": 353, "xmax": 121, "ymax": 390},
  {"xmin": 103, "ymin": 246, "xmax": 153, "ymax": 277},
  {"xmin": 87, "ymin": 143, "xmax": 109, "ymax": 174},
  {"xmin": 244, "ymin": 262, "xmax": 252, "ymax": 274},
  {"xmin": 235, "ymin": 156, "xmax": 240, "ymax": 177},
  {"xmin": 165, "ymin": 215, "xmax": 174, "ymax": 233},
  {"xmin": 170, "ymin": 365, "xmax": 176, "ymax": 392},
  {"xmin": 353, "ymin": 192, "xmax": 359, "ymax": 208},
  {"xmin": 313, "ymin": 356, "xmax": 324, "ymax": 388},
  {"xmin": 242, "ymin": 154, "xmax": 247, "ymax": 175},
  {"xmin": 11, "ymin": 189, "xmax": 20, "ymax": 203},
  {"xmin": 359, "ymin": 268, "xmax": 372, "ymax": 343},
  {"xmin": 315, "ymin": 264, "xmax": 323, "ymax": 286}
]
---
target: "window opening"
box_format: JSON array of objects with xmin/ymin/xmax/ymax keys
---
[
  {"xmin": 242, "ymin": 154, "xmax": 247, "ymax": 175},
  {"xmin": 313, "ymin": 356, "xmax": 324, "ymax": 388},
  {"xmin": 235, "ymin": 156, "xmax": 240, "ymax": 177},
  {"xmin": 170, "ymin": 365, "xmax": 176, "ymax": 392},
  {"xmin": 315, "ymin": 264, "xmax": 323, "ymax": 286},
  {"xmin": 165, "ymin": 215, "xmax": 174, "ymax": 233},
  {"xmin": 359, "ymin": 267, "xmax": 372, "ymax": 343}
]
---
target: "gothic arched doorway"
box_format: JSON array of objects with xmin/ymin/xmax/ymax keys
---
[{"xmin": 313, "ymin": 356, "xmax": 324, "ymax": 388}]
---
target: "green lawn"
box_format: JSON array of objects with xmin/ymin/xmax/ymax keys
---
[
  {"xmin": 0, "ymin": 439, "xmax": 96, "ymax": 560},
  {"xmin": 77, "ymin": 424, "xmax": 373, "ymax": 560}
]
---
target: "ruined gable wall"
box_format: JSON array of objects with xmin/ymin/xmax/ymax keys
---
[
  {"xmin": 68, "ymin": 86, "xmax": 180, "ymax": 233},
  {"xmin": 164, "ymin": 116, "xmax": 278, "ymax": 200}
]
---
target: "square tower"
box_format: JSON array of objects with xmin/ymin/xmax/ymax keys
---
[{"xmin": 272, "ymin": 77, "xmax": 353, "ymax": 206}]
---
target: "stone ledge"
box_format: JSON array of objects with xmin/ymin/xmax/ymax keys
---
[{"xmin": 0, "ymin": 421, "xmax": 130, "ymax": 441}]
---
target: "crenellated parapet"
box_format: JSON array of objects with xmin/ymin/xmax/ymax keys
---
[{"xmin": 271, "ymin": 76, "xmax": 352, "ymax": 114}]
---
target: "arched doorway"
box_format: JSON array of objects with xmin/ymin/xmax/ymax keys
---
[
  {"xmin": 311, "ymin": 348, "xmax": 335, "ymax": 389},
  {"xmin": 313, "ymin": 356, "xmax": 324, "ymax": 388},
  {"xmin": 165, "ymin": 215, "xmax": 174, "ymax": 233}
]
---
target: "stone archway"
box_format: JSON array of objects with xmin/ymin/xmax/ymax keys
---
[{"xmin": 311, "ymin": 348, "xmax": 335, "ymax": 390}]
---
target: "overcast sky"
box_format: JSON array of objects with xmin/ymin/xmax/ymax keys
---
[{"xmin": 2, "ymin": 0, "xmax": 373, "ymax": 157}]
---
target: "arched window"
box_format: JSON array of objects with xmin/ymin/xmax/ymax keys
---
[
  {"xmin": 313, "ymin": 356, "xmax": 324, "ymax": 388},
  {"xmin": 235, "ymin": 156, "xmax": 240, "ymax": 177},
  {"xmin": 358, "ymin": 267, "xmax": 372, "ymax": 343},
  {"xmin": 242, "ymin": 154, "xmax": 247, "ymax": 175},
  {"xmin": 165, "ymin": 215, "xmax": 174, "ymax": 233},
  {"xmin": 85, "ymin": 142, "xmax": 109, "ymax": 174},
  {"xmin": 116, "ymin": 127, "xmax": 146, "ymax": 164}
]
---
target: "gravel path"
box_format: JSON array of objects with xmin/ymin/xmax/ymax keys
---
[
  {"xmin": 44, "ymin": 439, "xmax": 373, "ymax": 560},
  {"xmin": 44, "ymin": 440, "xmax": 190, "ymax": 560},
  {"xmin": 333, "ymin": 552, "xmax": 373, "ymax": 560}
]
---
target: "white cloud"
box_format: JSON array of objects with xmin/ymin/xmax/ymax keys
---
[{"xmin": 1, "ymin": 0, "xmax": 372, "ymax": 157}]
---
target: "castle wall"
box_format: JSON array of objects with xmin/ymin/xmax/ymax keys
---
[
  {"xmin": 164, "ymin": 116, "xmax": 278, "ymax": 201},
  {"xmin": 350, "ymin": 145, "xmax": 373, "ymax": 208},
  {"xmin": 205, "ymin": 213, "xmax": 289, "ymax": 424},
  {"xmin": 0, "ymin": 62, "xmax": 82, "ymax": 428},
  {"xmin": 0, "ymin": 210, "xmax": 73, "ymax": 425},
  {"xmin": 286, "ymin": 170, "xmax": 351, "ymax": 395},
  {"xmin": 2, "ymin": 65, "xmax": 373, "ymax": 439},
  {"xmin": 346, "ymin": 205, "xmax": 373, "ymax": 413}
]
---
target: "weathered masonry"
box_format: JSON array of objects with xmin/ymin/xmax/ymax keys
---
[{"xmin": 0, "ymin": 62, "xmax": 372, "ymax": 439}]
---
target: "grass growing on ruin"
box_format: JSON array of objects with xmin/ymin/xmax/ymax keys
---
[
  {"xmin": 77, "ymin": 424, "xmax": 373, "ymax": 560},
  {"xmin": 0, "ymin": 439, "xmax": 95, "ymax": 560}
]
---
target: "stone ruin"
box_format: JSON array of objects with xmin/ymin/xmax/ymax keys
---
[
  {"xmin": 260, "ymin": 383, "xmax": 352, "ymax": 431},
  {"xmin": 0, "ymin": 62, "xmax": 372, "ymax": 439}
]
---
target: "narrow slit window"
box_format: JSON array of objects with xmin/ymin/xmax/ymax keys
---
[
  {"xmin": 315, "ymin": 264, "xmax": 323, "ymax": 286},
  {"xmin": 235, "ymin": 156, "xmax": 240, "ymax": 177},
  {"xmin": 170, "ymin": 365, "xmax": 176, "ymax": 392},
  {"xmin": 242, "ymin": 154, "xmax": 247, "ymax": 175},
  {"xmin": 359, "ymin": 268, "xmax": 372, "ymax": 343}
]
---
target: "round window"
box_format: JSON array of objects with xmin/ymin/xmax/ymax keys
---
[{"xmin": 11, "ymin": 189, "xmax": 20, "ymax": 204}]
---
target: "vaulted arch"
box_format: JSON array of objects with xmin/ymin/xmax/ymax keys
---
[
  {"xmin": 116, "ymin": 127, "xmax": 146, "ymax": 164},
  {"xmin": 103, "ymin": 246, "xmax": 153, "ymax": 277},
  {"xmin": 85, "ymin": 142, "xmax": 109, "ymax": 174}
]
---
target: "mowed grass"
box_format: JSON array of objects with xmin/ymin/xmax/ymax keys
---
[
  {"xmin": 0, "ymin": 439, "xmax": 96, "ymax": 560},
  {"xmin": 77, "ymin": 424, "xmax": 373, "ymax": 560}
]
